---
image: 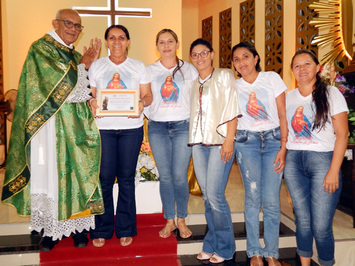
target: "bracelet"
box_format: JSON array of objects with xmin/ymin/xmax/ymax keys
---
[
  {"xmin": 139, "ymin": 99, "xmax": 146, "ymax": 107},
  {"xmin": 89, "ymin": 98, "xmax": 96, "ymax": 104}
]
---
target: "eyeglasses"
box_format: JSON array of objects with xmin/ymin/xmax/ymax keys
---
[
  {"xmin": 56, "ymin": 19, "xmax": 84, "ymax": 32},
  {"xmin": 190, "ymin": 50, "xmax": 210, "ymax": 59}
]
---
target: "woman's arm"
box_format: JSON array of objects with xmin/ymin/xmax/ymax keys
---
[
  {"xmin": 323, "ymin": 111, "xmax": 348, "ymax": 194},
  {"xmin": 274, "ymin": 92, "xmax": 288, "ymax": 173},
  {"xmin": 220, "ymin": 117, "xmax": 238, "ymax": 163},
  {"xmin": 129, "ymin": 83, "xmax": 152, "ymax": 118}
]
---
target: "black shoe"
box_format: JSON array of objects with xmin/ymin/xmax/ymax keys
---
[
  {"xmin": 73, "ymin": 231, "xmax": 89, "ymax": 248},
  {"xmin": 39, "ymin": 236, "xmax": 58, "ymax": 252}
]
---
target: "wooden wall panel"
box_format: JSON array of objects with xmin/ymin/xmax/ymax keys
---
[
  {"xmin": 219, "ymin": 8, "xmax": 232, "ymax": 68},
  {"xmin": 240, "ymin": 0, "xmax": 255, "ymax": 44},
  {"xmin": 296, "ymin": 0, "xmax": 318, "ymax": 55},
  {"xmin": 202, "ymin": 16, "xmax": 213, "ymax": 45},
  {"xmin": 265, "ymin": 0, "xmax": 284, "ymax": 76}
]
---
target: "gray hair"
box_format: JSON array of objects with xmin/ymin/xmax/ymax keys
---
[{"xmin": 55, "ymin": 9, "xmax": 80, "ymax": 19}]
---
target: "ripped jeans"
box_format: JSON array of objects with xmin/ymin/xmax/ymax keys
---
[{"xmin": 235, "ymin": 127, "xmax": 282, "ymax": 258}]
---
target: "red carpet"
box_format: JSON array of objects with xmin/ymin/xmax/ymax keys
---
[{"xmin": 40, "ymin": 213, "xmax": 180, "ymax": 266}]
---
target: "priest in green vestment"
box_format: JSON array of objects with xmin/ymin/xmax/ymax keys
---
[{"xmin": 1, "ymin": 9, "xmax": 104, "ymax": 251}]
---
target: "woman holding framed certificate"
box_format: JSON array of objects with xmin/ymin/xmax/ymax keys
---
[
  {"xmin": 146, "ymin": 29, "xmax": 198, "ymax": 239},
  {"xmin": 88, "ymin": 25, "xmax": 152, "ymax": 248}
]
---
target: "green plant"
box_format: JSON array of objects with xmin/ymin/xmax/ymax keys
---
[{"xmin": 348, "ymin": 107, "xmax": 355, "ymax": 143}]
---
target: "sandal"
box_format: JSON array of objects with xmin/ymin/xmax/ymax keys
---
[
  {"xmin": 209, "ymin": 254, "xmax": 225, "ymax": 264},
  {"xmin": 120, "ymin": 237, "xmax": 133, "ymax": 246},
  {"xmin": 266, "ymin": 257, "xmax": 281, "ymax": 266},
  {"xmin": 250, "ymin": 255, "xmax": 264, "ymax": 266},
  {"xmin": 197, "ymin": 251, "xmax": 212, "ymax": 260},
  {"xmin": 92, "ymin": 238, "xmax": 105, "ymax": 248},
  {"xmin": 177, "ymin": 218, "xmax": 192, "ymax": 239},
  {"xmin": 159, "ymin": 223, "xmax": 177, "ymax": 238}
]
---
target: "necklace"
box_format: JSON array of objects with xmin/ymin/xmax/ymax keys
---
[
  {"xmin": 198, "ymin": 68, "xmax": 214, "ymax": 87},
  {"xmin": 195, "ymin": 68, "xmax": 214, "ymax": 140}
]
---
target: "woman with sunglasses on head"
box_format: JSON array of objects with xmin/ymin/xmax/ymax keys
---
[
  {"xmin": 88, "ymin": 25, "xmax": 152, "ymax": 248},
  {"xmin": 189, "ymin": 38, "xmax": 240, "ymax": 264},
  {"xmin": 231, "ymin": 41, "xmax": 288, "ymax": 266},
  {"xmin": 284, "ymin": 50, "xmax": 348, "ymax": 266},
  {"xmin": 146, "ymin": 29, "xmax": 198, "ymax": 239}
]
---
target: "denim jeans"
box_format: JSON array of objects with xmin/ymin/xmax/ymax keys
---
[
  {"xmin": 192, "ymin": 145, "xmax": 236, "ymax": 260},
  {"xmin": 235, "ymin": 127, "xmax": 282, "ymax": 259},
  {"xmin": 284, "ymin": 150, "xmax": 341, "ymax": 266},
  {"xmin": 148, "ymin": 119, "xmax": 191, "ymax": 220},
  {"xmin": 90, "ymin": 127, "xmax": 143, "ymax": 240}
]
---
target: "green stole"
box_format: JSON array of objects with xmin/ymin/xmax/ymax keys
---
[{"xmin": 2, "ymin": 34, "xmax": 104, "ymax": 221}]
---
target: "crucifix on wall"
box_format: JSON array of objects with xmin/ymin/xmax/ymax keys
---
[{"xmin": 73, "ymin": 0, "xmax": 152, "ymax": 26}]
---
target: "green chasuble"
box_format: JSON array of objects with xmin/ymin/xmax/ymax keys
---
[{"xmin": 2, "ymin": 34, "xmax": 104, "ymax": 221}]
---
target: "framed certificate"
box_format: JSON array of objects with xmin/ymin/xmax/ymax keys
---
[{"xmin": 96, "ymin": 89, "xmax": 139, "ymax": 116}]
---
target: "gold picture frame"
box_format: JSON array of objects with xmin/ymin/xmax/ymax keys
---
[{"xmin": 96, "ymin": 89, "xmax": 139, "ymax": 116}]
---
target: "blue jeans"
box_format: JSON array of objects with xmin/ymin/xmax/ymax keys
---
[
  {"xmin": 235, "ymin": 127, "xmax": 282, "ymax": 258},
  {"xmin": 90, "ymin": 127, "xmax": 143, "ymax": 239},
  {"xmin": 284, "ymin": 150, "xmax": 341, "ymax": 266},
  {"xmin": 192, "ymin": 145, "xmax": 236, "ymax": 260},
  {"xmin": 148, "ymin": 119, "xmax": 191, "ymax": 220}
]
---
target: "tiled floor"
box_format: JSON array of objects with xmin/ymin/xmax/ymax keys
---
[
  {"xmin": 187, "ymin": 162, "xmax": 355, "ymax": 265},
  {"xmin": 1, "ymin": 163, "xmax": 355, "ymax": 265},
  {"xmin": 188, "ymin": 163, "xmax": 355, "ymax": 240}
]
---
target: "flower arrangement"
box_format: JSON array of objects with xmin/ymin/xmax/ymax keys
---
[
  {"xmin": 320, "ymin": 62, "xmax": 355, "ymax": 143},
  {"xmin": 135, "ymin": 141, "xmax": 159, "ymax": 182},
  {"xmin": 319, "ymin": 62, "xmax": 354, "ymax": 95}
]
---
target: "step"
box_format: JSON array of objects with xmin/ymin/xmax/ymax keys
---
[
  {"xmin": 176, "ymin": 221, "xmax": 296, "ymax": 256},
  {"xmin": 178, "ymin": 248, "xmax": 320, "ymax": 266},
  {"xmin": 0, "ymin": 231, "xmax": 40, "ymax": 254}
]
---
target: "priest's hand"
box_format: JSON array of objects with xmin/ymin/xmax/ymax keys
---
[{"xmin": 81, "ymin": 38, "xmax": 102, "ymax": 70}]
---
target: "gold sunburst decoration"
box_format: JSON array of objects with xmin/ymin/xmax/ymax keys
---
[{"xmin": 309, "ymin": 0, "xmax": 352, "ymax": 64}]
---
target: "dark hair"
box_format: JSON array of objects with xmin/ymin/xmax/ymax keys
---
[
  {"xmin": 231, "ymin": 41, "xmax": 261, "ymax": 77},
  {"xmin": 189, "ymin": 38, "xmax": 213, "ymax": 54},
  {"xmin": 104, "ymin": 25, "xmax": 130, "ymax": 40},
  {"xmin": 291, "ymin": 50, "xmax": 329, "ymax": 131},
  {"xmin": 156, "ymin": 29, "xmax": 184, "ymax": 80}
]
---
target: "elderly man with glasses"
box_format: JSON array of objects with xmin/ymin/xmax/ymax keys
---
[{"xmin": 1, "ymin": 9, "xmax": 104, "ymax": 251}]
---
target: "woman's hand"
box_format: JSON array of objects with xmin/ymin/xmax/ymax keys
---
[
  {"xmin": 273, "ymin": 148, "xmax": 286, "ymax": 173},
  {"xmin": 220, "ymin": 138, "xmax": 234, "ymax": 163},
  {"xmin": 128, "ymin": 83, "xmax": 152, "ymax": 119},
  {"xmin": 88, "ymin": 98, "xmax": 101, "ymax": 118},
  {"xmin": 128, "ymin": 101, "xmax": 144, "ymax": 118},
  {"xmin": 323, "ymin": 169, "xmax": 340, "ymax": 194}
]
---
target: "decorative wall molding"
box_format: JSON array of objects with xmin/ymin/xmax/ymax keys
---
[
  {"xmin": 219, "ymin": 8, "xmax": 232, "ymax": 68},
  {"xmin": 240, "ymin": 0, "xmax": 255, "ymax": 44},
  {"xmin": 265, "ymin": 0, "xmax": 283, "ymax": 76}
]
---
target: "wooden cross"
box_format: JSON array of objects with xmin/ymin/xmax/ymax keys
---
[{"xmin": 73, "ymin": 0, "xmax": 152, "ymax": 26}]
